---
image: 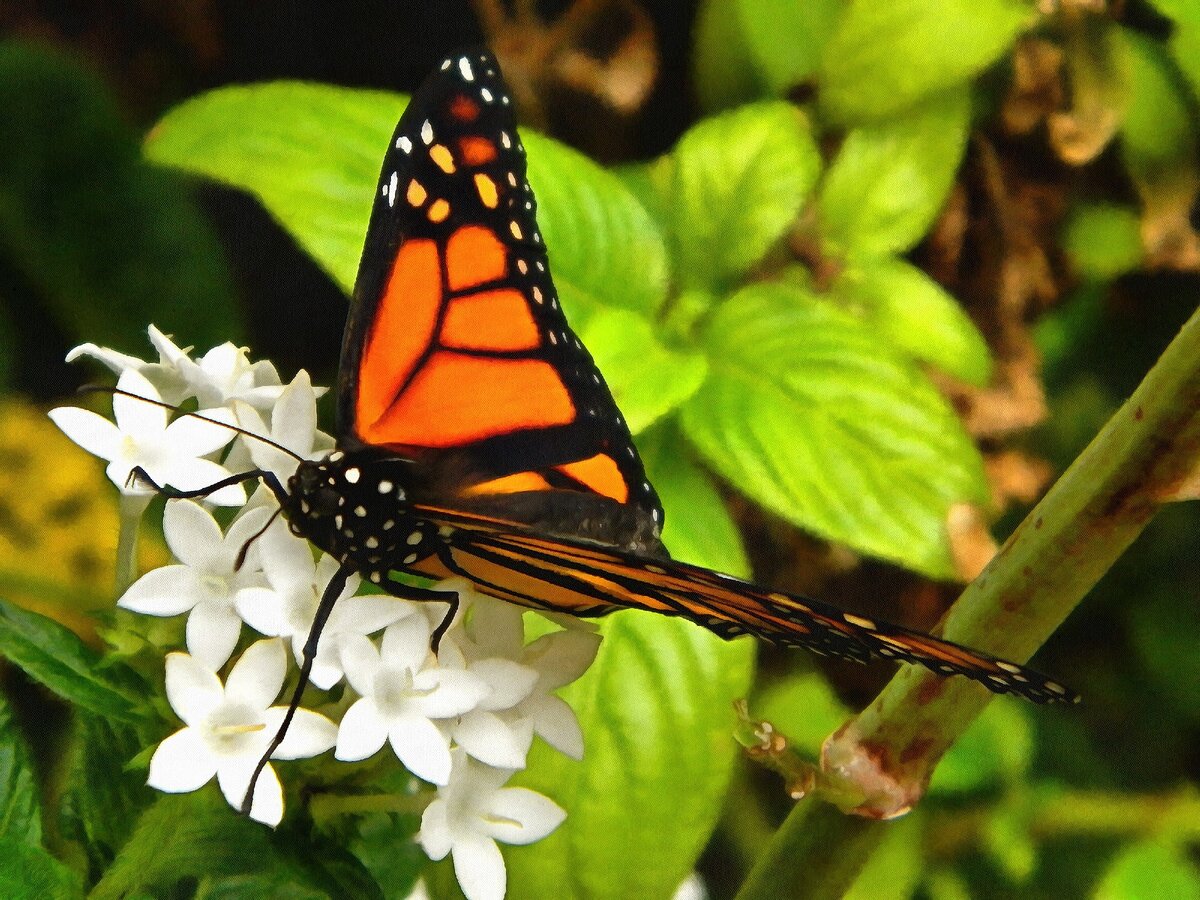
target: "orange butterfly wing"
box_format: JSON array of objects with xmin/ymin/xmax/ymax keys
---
[{"xmin": 337, "ymin": 52, "xmax": 659, "ymax": 542}]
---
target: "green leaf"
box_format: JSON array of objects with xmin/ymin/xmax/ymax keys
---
[
  {"xmin": 145, "ymin": 83, "xmax": 668, "ymax": 321},
  {"xmin": 1094, "ymin": 839, "xmax": 1200, "ymax": 900},
  {"xmin": 1062, "ymin": 203, "xmax": 1144, "ymax": 280},
  {"xmin": 0, "ymin": 838, "xmax": 82, "ymax": 900},
  {"xmin": 680, "ymin": 282, "xmax": 987, "ymax": 578},
  {"xmin": 818, "ymin": 86, "xmax": 971, "ymax": 259},
  {"xmin": 1119, "ymin": 28, "xmax": 1196, "ymax": 172},
  {"xmin": 0, "ymin": 695, "xmax": 40, "ymax": 848},
  {"xmin": 817, "ymin": 0, "xmax": 1031, "ymax": 123},
  {"xmin": 664, "ymin": 102, "xmax": 821, "ymax": 291},
  {"xmin": 580, "ymin": 309, "xmax": 707, "ymax": 435},
  {"xmin": 0, "ymin": 598, "xmax": 139, "ymax": 721},
  {"xmin": 638, "ymin": 421, "xmax": 749, "ymax": 577},
  {"xmin": 929, "ymin": 698, "xmax": 1033, "ymax": 794},
  {"xmin": 692, "ymin": 0, "xmax": 769, "ymax": 112},
  {"xmin": 832, "ymin": 258, "xmax": 992, "ymax": 385},
  {"xmin": 58, "ymin": 712, "xmax": 149, "ymax": 875},
  {"xmin": 737, "ymin": 0, "xmax": 845, "ymax": 94},
  {"xmin": 753, "ymin": 672, "xmax": 848, "ymax": 755},
  {"xmin": 0, "ymin": 40, "xmax": 240, "ymax": 353},
  {"xmin": 508, "ymin": 614, "xmax": 754, "ymax": 900},
  {"xmin": 91, "ymin": 791, "xmax": 380, "ymax": 899}
]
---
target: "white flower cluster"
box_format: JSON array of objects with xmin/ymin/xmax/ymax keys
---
[{"xmin": 51, "ymin": 326, "xmax": 599, "ymax": 900}]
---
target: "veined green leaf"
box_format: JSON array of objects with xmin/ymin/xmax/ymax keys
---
[
  {"xmin": 508, "ymin": 613, "xmax": 754, "ymax": 900},
  {"xmin": 818, "ymin": 86, "xmax": 971, "ymax": 259},
  {"xmin": 0, "ymin": 598, "xmax": 139, "ymax": 721},
  {"xmin": 737, "ymin": 0, "xmax": 845, "ymax": 94},
  {"xmin": 680, "ymin": 282, "xmax": 987, "ymax": 578},
  {"xmin": 817, "ymin": 0, "xmax": 1031, "ymax": 123},
  {"xmin": 660, "ymin": 102, "xmax": 821, "ymax": 292},
  {"xmin": 832, "ymin": 257, "xmax": 992, "ymax": 385},
  {"xmin": 0, "ymin": 839, "xmax": 82, "ymax": 900},
  {"xmin": 639, "ymin": 421, "xmax": 749, "ymax": 577},
  {"xmin": 0, "ymin": 696, "xmax": 39, "ymax": 848},
  {"xmin": 580, "ymin": 309, "xmax": 707, "ymax": 435},
  {"xmin": 144, "ymin": 82, "xmax": 668, "ymax": 321}
]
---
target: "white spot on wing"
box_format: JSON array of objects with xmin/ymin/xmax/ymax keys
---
[
  {"xmin": 421, "ymin": 120, "xmax": 434, "ymax": 145},
  {"xmin": 459, "ymin": 57, "xmax": 474, "ymax": 82},
  {"xmin": 397, "ymin": 135, "xmax": 413, "ymax": 154},
  {"xmin": 387, "ymin": 171, "xmax": 398, "ymax": 207},
  {"xmin": 480, "ymin": 87, "xmax": 493, "ymax": 103}
]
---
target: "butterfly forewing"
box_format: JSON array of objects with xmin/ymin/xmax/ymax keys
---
[{"xmin": 338, "ymin": 51, "xmax": 662, "ymax": 539}]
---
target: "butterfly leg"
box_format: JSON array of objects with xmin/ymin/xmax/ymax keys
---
[
  {"xmin": 127, "ymin": 465, "xmax": 289, "ymax": 506},
  {"xmin": 240, "ymin": 561, "xmax": 353, "ymax": 816},
  {"xmin": 380, "ymin": 576, "xmax": 460, "ymax": 653}
]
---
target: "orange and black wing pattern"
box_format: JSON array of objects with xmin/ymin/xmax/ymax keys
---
[
  {"xmin": 338, "ymin": 51, "xmax": 661, "ymax": 539},
  {"xmin": 404, "ymin": 506, "xmax": 1078, "ymax": 704}
]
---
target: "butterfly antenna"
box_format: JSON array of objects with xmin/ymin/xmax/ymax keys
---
[
  {"xmin": 78, "ymin": 384, "xmax": 305, "ymax": 462},
  {"xmin": 234, "ymin": 505, "xmax": 284, "ymax": 572}
]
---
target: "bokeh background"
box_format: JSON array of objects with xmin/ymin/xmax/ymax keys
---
[{"xmin": 1, "ymin": 1, "xmax": 1198, "ymax": 897}]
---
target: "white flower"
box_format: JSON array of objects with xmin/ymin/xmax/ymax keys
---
[
  {"xmin": 417, "ymin": 749, "xmax": 566, "ymax": 900},
  {"xmin": 233, "ymin": 369, "xmax": 331, "ymax": 482},
  {"xmin": 118, "ymin": 500, "xmax": 273, "ymax": 669},
  {"xmin": 335, "ymin": 617, "xmax": 488, "ymax": 785},
  {"xmin": 49, "ymin": 368, "xmax": 245, "ymax": 505},
  {"xmin": 147, "ymin": 639, "xmax": 336, "ymax": 826},
  {"xmin": 443, "ymin": 586, "xmax": 600, "ymax": 763},
  {"xmin": 149, "ymin": 328, "xmax": 286, "ymax": 411},
  {"xmin": 235, "ymin": 523, "xmax": 409, "ymax": 689}
]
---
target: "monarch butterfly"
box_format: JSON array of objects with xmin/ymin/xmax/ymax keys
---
[{"xmin": 141, "ymin": 50, "xmax": 1075, "ymax": 802}]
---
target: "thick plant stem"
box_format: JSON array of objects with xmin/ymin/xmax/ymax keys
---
[{"xmin": 736, "ymin": 303, "xmax": 1200, "ymax": 900}]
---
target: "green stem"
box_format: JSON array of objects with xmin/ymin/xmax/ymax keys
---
[
  {"xmin": 116, "ymin": 493, "xmax": 151, "ymax": 595},
  {"xmin": 737, "ymin": 303, "xmax": 1200, "ymax": 900}
]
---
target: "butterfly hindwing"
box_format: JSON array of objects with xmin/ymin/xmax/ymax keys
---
[{"xmin": 338, "ymin": 51, "xmax": 662, "ymax": 542}]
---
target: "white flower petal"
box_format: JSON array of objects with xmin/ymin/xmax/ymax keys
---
[
  {"xmin": 455, "ymin": 711, "xmax": 533, "ymax": 769},
  {"xmin": 47, "ymin": 407, "xmax": 122, "ymax": 461},
  {"xmin": 147, "ymin": 728, "xmax": 217, "ymax": 793},
  {"xmin": 472, "ymin": 659, "xmax": 537, "ymax": 711},
  {"xmin": 338, "ymin": 633, "xmax": 381, "ymax": 695},
  {"xmin": 65, "ymin": 341, "xmax": 148, "ymax": 375},
  {"xmin": 235, "ymin": 586, "xmax": 290, "ymax": 637},
  {"xmin": 164, "ymin": 407, "xmax": 238, "ymax": 457},
  {"xmin": 483, "ymin": 787, "xmax": 567, "ymax": 845},
  {"xmin": 162, "ymin": 500, "xmax": 224, "ymax": 569},
  {"xmin": 186, "ymin": 601, "xmax": 243, "ymax": 671},
  {"xmin": 525, "ymin": 630, "xmax": 602, "ymax": 689},
  {"xmin": 451, "ymin": 832, "xmax": 507, "ymax": 900},
  {"xmin": 164, "ymin": 652, "xmax": 223, "ymax": 724},
  {"xmin": 113, "ymin": 370, "xmax": 167, "ymax": 435},
  {"xmin": 327, "ymin": 595, "xmax": 413, "ymax": 639},
  {"xmin": 412, "ymin": 669, "xmax": 488, "ymax": 719},
  {"xmin": 527, "ymin": 694, "xmax": 584, "ymax": 760},
  {"xmin": 417, "ymin": 798, "xmax": 453, "ymax": 860},
  {"xmin": 380, "ymin": 615, "xmax": 434, "ymax": 674},
  {"xmin": 262, "ymin": 707, "xmax": 337, "ymax": 760},
  {"xmin": 217, "ymin": 756, "xmax": 283, "ymax": 826},
  {"xmin": 334, "ymin": 699, "xmax": 389, "ymax": 761},
  {"xmin": 389, "ymin": 715, "xmax": 453, "ymax": 785},
  {"xmin": 118, "ymin": 565, "xmax": 206, "ymax": 616},
  {"xmin": 224, "ymin": 639, "xmax": 286, "ymax": 710}
]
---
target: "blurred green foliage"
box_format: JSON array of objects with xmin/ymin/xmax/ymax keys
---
[{"xmin": 1, "ymin": 0, "xmax": 1199, "ymax": 897}]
